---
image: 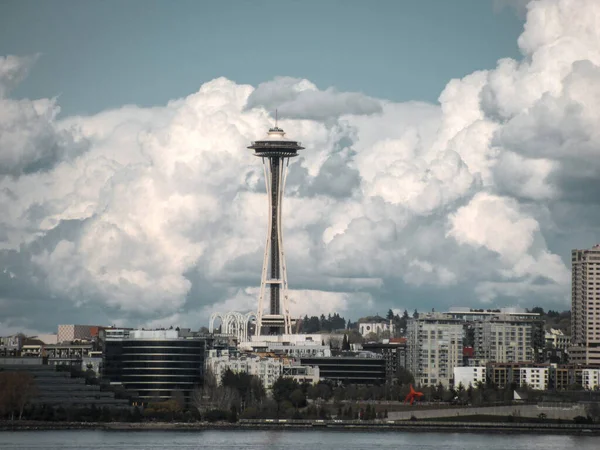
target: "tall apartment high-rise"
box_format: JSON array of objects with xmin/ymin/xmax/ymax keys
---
[
  {"xmin": 406, "ymin": 313, "xmax": 463, "ymax": 387},
  {"xmin": 248, "ymin": 125, "xmax": 304, "ymax": 335},
  {"xmin": 570, "ymin": 244, "xmax": 600, "ymax": 365},
  {"xmin": 471, "ymin": 314, "xmax": 543, "ymax": 364}
]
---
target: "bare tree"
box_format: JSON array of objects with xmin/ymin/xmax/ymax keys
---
[{"xmin": 0, "ymin": 371, "xmax": 38, "ymax": 420}]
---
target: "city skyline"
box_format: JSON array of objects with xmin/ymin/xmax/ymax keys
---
[{"xmin": 1, "ymin": 0, "xmax": 600, "ymax": 335}]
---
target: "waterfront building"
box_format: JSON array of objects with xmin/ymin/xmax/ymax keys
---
[
  {"xmin": 0, "ymin": 358, "xmax": 128, "ymax": 408},
  {"xmin": 102, "ymin": 329, "xmax": 207, "ymax": 404},
  {"xmin": 570, "ymin": 244, "xmax": 600, "ymax": 365},
  {"xmin": 207, "ymin": 351, "xmax": 283, "ymax": 390},
  {"xmin": 206, "ymin": 350, "xmax": 320, "ymax": 390},
  {"xmin": 407, "ymin": 313, "xmax": 463, "ymax": 387}
]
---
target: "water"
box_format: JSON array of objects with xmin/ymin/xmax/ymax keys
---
[{"xmin": 0, "ymin": 430, "xmax": 597, "ymax": 449}]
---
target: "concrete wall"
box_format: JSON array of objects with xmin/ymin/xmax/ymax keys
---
[{"xmin": 388, "ymin": 403, "xmax": 587, "ymax": 421}]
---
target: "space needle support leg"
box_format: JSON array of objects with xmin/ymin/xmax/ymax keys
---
[
  {"xmin": 256, "ymin": 158, "xmax": 272, "ymax": 337},
  {"xmin": 278, "ymin": 157, "xmax": 291, "ymax": 334}
]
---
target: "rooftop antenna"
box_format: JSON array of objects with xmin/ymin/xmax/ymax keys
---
[{"xmin": 275, "ymin": 109, "xmax": 278, "ymax": 128}]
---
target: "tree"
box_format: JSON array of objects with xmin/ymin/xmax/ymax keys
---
[
  {"xmin": 386, "ymin": 309, "xmax": 394, "ymax": 320},
  {"xmin": 272, "ymin": 377, "xmax": 301, "ymax": 406},
  {"xmin": 413, "ymin": 309, "xmax": 419, "ymax": 318},
  {"xmin": 290, "ymin": 389, "xmax": 306, "ymax": 409},
  {"xmin": 0, "ymin": 371, "xmax": 38, "ymax": 420},
  {"xmin": 585, "ymin": 402, "xmax": 600, "ymax": 423},
  {"xmin": 341, "ymin": 334, "xmax": 351, "ymax": 351},
  {"xmin": 364, "ymin": 332, "xmax": 378, "ymax": 342}
]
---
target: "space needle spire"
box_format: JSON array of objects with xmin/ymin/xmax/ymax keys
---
[{"xmin": 248, "ymin": 120, "xmax": 304, "ymax": 335}]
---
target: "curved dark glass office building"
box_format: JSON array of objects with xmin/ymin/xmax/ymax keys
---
[{"xmin": 103, "ymin": 330, "xmax": 206, "ymax": 403}]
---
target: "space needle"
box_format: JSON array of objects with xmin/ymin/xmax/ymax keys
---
[{"xmin": 249, "ymin": 120, "xmax": 304, "ymax": 335}]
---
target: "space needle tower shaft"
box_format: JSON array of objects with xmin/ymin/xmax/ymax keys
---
[{"xmin": 248, "ymin": 123, "xmax": 304, "ymax": 335}]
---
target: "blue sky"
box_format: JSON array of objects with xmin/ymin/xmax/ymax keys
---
[{"xmin": 0, "ymin": 0, "xmax": 523, "ymax": 115}]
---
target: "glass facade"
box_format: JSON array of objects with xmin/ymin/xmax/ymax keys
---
[
  {"xmin": 300, "ymin": 357, "xmax": 386, "ymax": 384},
  {"xmin": 103, "ymin": 339, "xmax": 206, "ymax": 403}
]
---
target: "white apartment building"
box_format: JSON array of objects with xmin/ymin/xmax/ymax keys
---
[
  {"xmin": 407, "ymin": 314, "xmax": 463, "ymax": 387},
  {"xmin": 570, "ymin": 245, "xmax": 600, "ymax": 365},
  {"xmin": 453, "ymin": 366, "xmax": 550, "ymax": 390},
  {"xmin": 453, "ymin": 366, "xmax": 486, "ymax": 388},
  {"xmin": 207, "ymin": 352, "xmax": 283, "ymax": 390},
  {"xmin": 206, "ymin": 350, "xmax": 319, "ymax": 390},
  {"xmin": 582, "ymin": 368, "xmax": 600, "ymax": 390},
  {"xmin": 520, "ymin": 367, "xmax": 549, "ymax": 390}
]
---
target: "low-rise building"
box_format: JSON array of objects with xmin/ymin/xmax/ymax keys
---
[
  {"xmin": 520, "ymin": 367, "xmax": 549, "ymax": 390},
  {"xmin": 206, "ymin": 350, "xmax": 319, "ymax": 390},
  {"xmin": 240, "ymin": 334, "xmax": 331, "ymax": 358},
  {"xmin": 207, "ymin": 351, "xmax": 283, "ymax": 390},
  {"xmin": 453, "ymin": 366, "xmax": 486, "ymax": 388},
  {"xmin": 479, "ymin": 363, "xmax": 600, "ymax": 390},
  {"xmin": 362, "ymin": 338, "xmax": 407, "ymax": 382},
  {"xmin": 46, "ymin": 343, "xmax": 95, "ymax": 367},
  {"xmin": 0, "ymin": 334, "xmax": 23, "ymax": 356},
  {"xmin": 300, "ymin": 356, "xmax": 386, "ymax": 385}
]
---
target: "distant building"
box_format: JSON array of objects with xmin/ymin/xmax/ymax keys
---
[
  {"xmin": 239, "ymin": 334, "xmax": 331, "ymax": 357},
  {"xmin": 478, "ymin": 362, "xmax": 600, "ymax": 391},
  {"xmin": 300, "ymin": 356, "xmax": 386, "ymax": 385},
  {"xmin": 486, "ymin": 363, "xmax": 549, "ymax": 390},
  {"xmin": 446, "ymin": 307, "xmax": 540, "ymax": 322},
  {"xmin": 34, "ymin": 334, "xmax": 58, "ymax": 345},
  {"xmin": 0, "ymin": 334, "xmax": 23, "ymax": 356},
  {"xmin": 570, "ymin": 245, "xmax": 600, "ymax": 366},
  {"xmin": 102, "ymin": 329, "xmax": 207, "ymax": 404},
  {"xmin": 472, "ymin": 314, "xmax": 544, "ymax": 364},
  {"xmin": 358, "ymin": 316, "xmax": 394, "ymax": 337},
  {"xmin": 545, "ymin": 328, "xmax": 570, "ymax": 351},
  {"xmin": 407, "ymin": 313, "xmax": 463, "ymax": 387},
  {"xmin": 57, "ymin": 325, "xmax": 105, "ymax": 343},
  {"xmin": 0, "ymin": 358, "xmax": 128, "ymax": 408},
  {"xmin": 45, "ymin": 343, "xmax": 95, "ymax": 367},
  {"xmin": 206, "ymin": 350, "xmax": 320, "ymax": 390},
  {"xmin": 362, "ymin": 338, "xmax": 407, "ymax": 382},
  {"xmin": 453, "ymin": 366, "xmax": 486, "ymax": 388}
]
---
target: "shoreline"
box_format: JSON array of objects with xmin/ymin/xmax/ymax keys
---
[{"xmin": 1, "ymin": 421, "xmax": 600, "ymax": 435}]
